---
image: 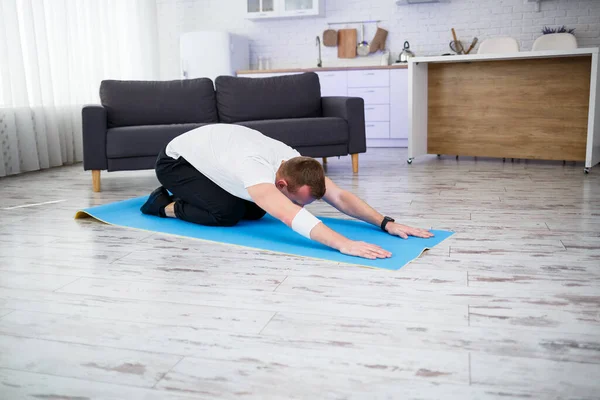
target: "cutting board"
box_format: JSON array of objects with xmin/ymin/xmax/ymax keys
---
[{"xmin": 337, "ymin": 29, "xmax": 357, "ymax": 58}]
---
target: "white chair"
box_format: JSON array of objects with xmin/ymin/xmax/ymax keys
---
[
  {"xmin": 477, "ymin": 37, "xmax": 520, "ymax": 54},
  {"xmin": 532, "ymin": 33, "xmax": 577, "ymax": 51}
]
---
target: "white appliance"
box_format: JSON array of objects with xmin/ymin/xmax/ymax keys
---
[{"xmin": 180, "ymin": 31, "xmax": 249, "ymax": 83}]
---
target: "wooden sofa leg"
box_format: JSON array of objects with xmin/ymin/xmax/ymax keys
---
[
  {"xmin": 92, "ymin": 170, "xmax": 101, "ymax": 192},
  {"xmin": 351, "ymin": 154, "xmax": 358, "ymax": 173},
  {"xmin": 322, "ymin": 157, "xmax": 327, "ymax": 165}
]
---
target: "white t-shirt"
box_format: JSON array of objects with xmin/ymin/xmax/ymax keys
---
[{"xmin": 165, "ymin": 124, "xmax": 301, "ymax": 201}]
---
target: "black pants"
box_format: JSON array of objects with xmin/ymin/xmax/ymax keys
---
[{"xmin": 155, "ymin": 148, "xmax": 266, "ymax": 226}]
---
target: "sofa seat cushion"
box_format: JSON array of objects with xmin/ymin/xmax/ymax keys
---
[
  {"xmin": 106, "ymin": 123, "xmax": 205, "ymax": 158},
  {"xmin": 215, "ymin": 72, "xmax": 322, "ymax": 123},
  {"xmin": 100, "ymin": 78, "xmax": 218, "ymax": 128},
  {"xmin": 236, "ymin": 118, "xmax": 348, "ymax": 148}
]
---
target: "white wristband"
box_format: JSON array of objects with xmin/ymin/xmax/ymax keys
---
[{"xmin": 291, "ymin": 208, "xmax": 321, "ymax": 239}]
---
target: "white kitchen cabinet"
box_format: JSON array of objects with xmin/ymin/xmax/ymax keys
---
[
  {"xmin": 246, "ymin": 0, "xmax": 324, "ymax": 19},
  {"xmin": 280, "ymin": 0, "xmax": 324, "ymax": 17},
  {"xmin": 348, "ymin": 70, "xmax": 391, "ymax": 139},
  {"xmin": 365, "ymin": 122, "xmax": 390, "ymax": 139},
  {"xmin": 246, "ymin": 0, "xmax": 278, "ymax": 19},
  {"xmin": 315, "ymin": 71, "xmax": 347, "ymax": 96},
  {"xmin": 347, "ymin": 87, "xmax": 390, "ymax": 105},
  {"xmin": 347, "ymin": 70, "xmax": 390, "ymax": 88},
  {"xmin": 389, "ymin": 68, "xmax": 409, "ymax": 139},
  {"xmin": 364, "ymin": 104, "xmax": 390, "ymax": 122}
]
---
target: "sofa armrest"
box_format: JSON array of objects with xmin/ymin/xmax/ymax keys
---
[
  {"xmin": 82, "ymin": 104, "xmax": 108, "ymax": 171},
  {"xmin": 321, "ymin": 97, "xmax": 366, "ymax": 154}
]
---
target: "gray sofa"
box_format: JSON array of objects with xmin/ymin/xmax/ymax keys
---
[{"xmin": 82, "ymin": 72, "xmax": 366, "ymax": 192}]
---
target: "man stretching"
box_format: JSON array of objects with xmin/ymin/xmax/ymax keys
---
[{"xmin": 141, "ymin": 124, "xmax": 433, "ymax": 260}]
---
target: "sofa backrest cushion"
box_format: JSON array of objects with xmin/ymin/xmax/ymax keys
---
[
  {"xmin": 215, "ymin": 72, "xmax": 322, "ymax": 123},
  {"xmin": 100, "ymin": 78, "xmax": 219, "ymax": 128}
]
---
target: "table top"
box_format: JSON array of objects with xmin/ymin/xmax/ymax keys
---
[{"xmin": 410, "ymin": 47, "xmax": 599, "ymax": 64}]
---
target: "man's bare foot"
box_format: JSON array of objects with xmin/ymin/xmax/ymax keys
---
[{"xmin": 164, "ymin": 202, "xmax": 176, "ymax": 218}]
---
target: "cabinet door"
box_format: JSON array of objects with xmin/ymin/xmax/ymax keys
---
[
  {"xmin": 364, "ymin": 104, "xmax": 390, "ymax": 122},
  {"xmin": 246, "ymin": 0, "xmax": 278, "ymax": 19},
  {"xmin": 347, "ymin": 70, "xmax": 390, "ymax": 88},
  {"xmin": 316, "ymin": 71, "xmax": 347, "ymax": 97},
  {"xmin": 365, "ymin": 122, "xmax": 390, "ymax": 139},
  {"xmin": 390, "ymin": 69, "xmax": 409, "ymax": 139},
  {"xmin": 279, "ymin": 0, "xmax": 322, "ymax": 17},
  {"xmin": 347, "ymin": 87, "xmax": 390, "ymax": 105}
]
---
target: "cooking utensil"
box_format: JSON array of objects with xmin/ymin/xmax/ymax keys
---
[
  {"xmin": 465, "ymin": 37, "xmax": 478, "ymax": 54},
  {"xmin": 449, "ymin": 28, "xmax": 466, "ymax": 54},
  {"xmin": 337, "ymin": 28, "xmax": 357, "ymax": 58},
  {"xmin": 451, "ymin": 28, "xmax": 459, "ymax": 46},
  {"xmin": 398, "ymin": 41, "xmax": 415, "ymax": 63},
  {"xmin": 369, "ymin": 27, "xmax": 389, "ymax": 53},
  {"xmin": 323, "ymin": 29, "xmax": 337, "ymax": 47},
  {"xmin": 449, "ymin": 40, "xmax": 465, "ymax": 54},
  {"xmin": 357, "ymin": 24, "xmax": 370, "ymax": 56}
]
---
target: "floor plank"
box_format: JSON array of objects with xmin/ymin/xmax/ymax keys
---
[
  {"xmin": 0, "ymin": 288, "xmax": 275, "ymax": 333},
  {"xmin": 155, "ymin": 352, "xmax": 468, "ymax": 397},
  {"xmin": 0, "ymin": 368, "xmax": 202, "ymax": 400},
  {"xmin": 0, "ymin": 335, "xmax": 182, "ymax": 388},
  {"xmin": 259, "ymin": 312, "xmax": 600, "ymax": 364},
  {"xmin": 0, "ymin": 367, "xmax": 570, "ymax": 400},
  {"xmin": 54, "ymin": 277, "xmax": 469, "ymax": 325},
  {"xmin": 469, "ymin": 305, "xmax": 600, "ymax": 335},
  {"xmin": 0, "ymin": 244, "xmax": 130, "ymax": 264},
  {"xmin": 0, "ymin": 271, "xmax": 81, "ymax": 292},
  {"xmin": 471, "ymin": 353, "xmax": 600, "ymax": 398},
  {"xmin": 0, "ymin": 256, "xmax": 465, "ymax": 287},
  {"xmin": 0, "ymin": 262, "xmax": 287, "ymax": 290},
  {"xmin": 274, "ymin": 277, "xmax": 600, "ymax": 313},
  {"xmin": 468, "ymin": 271, "xmax": 600, "ymax": 295}
]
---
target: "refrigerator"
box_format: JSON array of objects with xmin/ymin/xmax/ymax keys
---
[{"xmin": 180, "ymin": 31, "xmax": 249, "ymax": 84}]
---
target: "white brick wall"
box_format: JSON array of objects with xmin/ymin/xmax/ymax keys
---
[{"xmin": 156, "ymin": 0, "xmax": 600, "ymax": 80}]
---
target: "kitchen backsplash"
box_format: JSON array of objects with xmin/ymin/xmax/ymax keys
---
[{"xmin": 156, "ymin": 0, "xmax": 600, "ymax": 79}]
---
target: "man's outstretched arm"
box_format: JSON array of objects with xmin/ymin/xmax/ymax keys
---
[
  {"xmin": 322, "ymin": 177, "xmax": 433, "ymax": 239},
  {"xmin": 247, "ymin": 183, "xmax": 391, "ymax": 260}
]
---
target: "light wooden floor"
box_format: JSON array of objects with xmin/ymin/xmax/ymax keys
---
[{"xmin": 0, "ymin": 149, "xmax": 599, "ymax": 400}]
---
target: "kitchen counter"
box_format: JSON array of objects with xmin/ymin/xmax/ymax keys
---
[
  {"xmin": 410, "ymin": 48, "xmax": 597, "ymax": 63},
  {"xmin": 237, "ymin": 64, "xmax": 408, "ymax": 75},
  {"xmin": 408, "ymin": 47, "xmax": 600, "ymax": 172}
]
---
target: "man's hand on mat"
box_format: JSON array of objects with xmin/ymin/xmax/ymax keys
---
[
  {"xmin": 386, "ymin": 223, "xmax": 434, "ymax": 239},
  {"xmin": 339, "ymin": 240, "xmax": 392, "ymax": 260}
]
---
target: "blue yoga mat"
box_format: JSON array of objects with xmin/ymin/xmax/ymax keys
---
[{"xmin": 75, "ymin": 196, "xmax": 454, "ymax": 271}]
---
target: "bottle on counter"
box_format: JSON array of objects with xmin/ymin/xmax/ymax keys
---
[{"xmin": 381, "ymin": 50, "xmax": 390, "ymax": 65}]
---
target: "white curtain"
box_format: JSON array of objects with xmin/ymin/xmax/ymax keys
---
[{"xmin": 0, "ymin": 0, "xmax": 159, "ymax": 177}]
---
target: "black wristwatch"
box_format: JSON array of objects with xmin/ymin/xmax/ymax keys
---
[{"xmin": 380, "ymin": 216, "xmax": 395, "ymax": 232}]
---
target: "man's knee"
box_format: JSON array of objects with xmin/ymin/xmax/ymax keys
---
[
  {"xmin": 213, "ymin": 204, "xmax": 246, "ymax": 226},
  {"xmin": 243, "ymin": 211, "xmax": 266, "ymax": 221},
  {"xmin": 243, "ymin": 202, "xmax": 266, "ymax": 221}
]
